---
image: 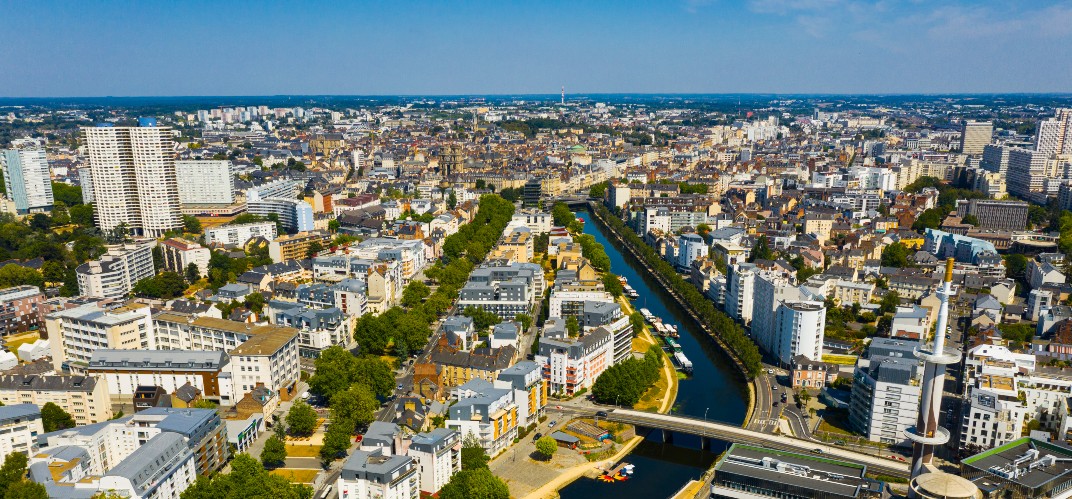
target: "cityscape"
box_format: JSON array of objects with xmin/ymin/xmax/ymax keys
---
[{"xmin": 2, "ymin": 2, "xmax": 1072, "ymax": 499}]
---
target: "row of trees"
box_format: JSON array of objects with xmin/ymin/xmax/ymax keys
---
[
  {"xmin": 551, "ymin": 202, "xmax": 583, "ymax": 233},
  {"xmin": 355, "ymin": 195, "xmax": 517, "ymax": 357},
  {"xmin": 595, "ymin": 204, "xmax": 763, "ymax": 377},
  {"xmin": 592, "ymin": 346, "xmax": 663, "ymax": 406}
]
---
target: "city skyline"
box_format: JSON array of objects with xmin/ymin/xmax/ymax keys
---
[{"xmin": 2, "ymin": 0, "xmax": 1071, "ymax": 97}]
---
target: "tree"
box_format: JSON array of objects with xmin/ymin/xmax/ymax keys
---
[
  {"xmin": 798, "ymin": 389, "xmax": 812, "ymax": 407},
  {"xmin": 0, "ymin": 264, "xmax": 44, "ymax": 288},
  {"xmin": 535, "ymin": 436, "xmax": 558, "ymax": 460},
  {"xmin": 514, "ymin": 313, "xmax": 533, "ymax": 332},
  {"xmin": 320, "ymin": 421, "xmax": 352, "ymax": 462},
  {"xmin": 70, "ymin": 204, "xmax": 94, "ymax": 227},
  {"xmin": 329, "ymin": 384, "xmax": 379, "ymax": 431},
  {"xmin": 879, "ymin": 290, "xmax": 901, "ymax": 315},
  {"xmin": 328, "ymin": 219, "xmax": 340, "ymax": 233},
  {"xmin": 185, "ymin": 263, "xmax": 201, "ymax": 283},
  {"xmin": 261, "ymin": 435, "xmax": 287, "ymax": 468},
  {"xmin": 6, "ymin": 480, "xmax": 49, "ymax": 498},
  {"xmin": 460, "ymin": 433, "xmax": 489, "ymax": 470},
  {"xmin": 286, "ymin": 401, "xmax": 318, "ymax": 437},
  {"xmin": 629, "ymin": 311, "xmax": 645, "ymax": 335},
  {"xmin": 41, "ymin": 402, "xmax": 75, "ymax": 432},
  {"xmin": 180, "ymin": 453, "xmax": 312, "ymax": 499},
  {"xmin": 401, "ymin": 281, "xmax": 431, "ymax": 308},
  {"xmin": 29, "ymin": 213, "xmax": 50, "ymax": 231},
  {"xmin": 447, "ymin": 190, "xmax": 458, "ymax": 209},
  {"xmin": 0, "ymin": 452, "xmax": 30, "ymax": 495},
  {"xmin": 880, "ymin": 242, "xmax": 911, "ymax": 268},
  {"xmin": 748, "ymin": 235, "xmax": 774, "ymax": 262},
  {"xmin": 305, "ymin": 241, "xmax": 323, "ymax": 259},
  {"xmin": 565, "ymin": 315, "xmax": 580, "ymax": 337},
  {"xmin": 439, "ymin": 469, "xmax": 510, "ymax": 499},
  {"xmin": 133, "ymin": 272, "xmax": 188, "ymax": 299},
  {"xmin": 182, "ymin": 215, "xmax": 202, "ymax": 234},
  {"xmin": 601, "ymin": 273, "xmax": 624, "ymax": 297},
  {"xmin": 962, "ymin": 214, "xmax": 980, "ymax": 226},
  {"xmin": 912, "ymin": 208, "xmax": 944, "ymax": 231}
]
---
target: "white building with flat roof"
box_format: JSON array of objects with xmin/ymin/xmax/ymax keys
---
[
  {"xmin": 76, "ymin": 242, "xmax": 156, "ymax": 300},
  {"xmin": 175, "ymin": 160, "xmax": 235, "ymax": 205},
  {"xmin": 204, "ymin": 221, "xmax": 278, "ymax": 247},
  {"xmin": 1, "ymin": 148, "xmax": 54, "ymax": 214}
]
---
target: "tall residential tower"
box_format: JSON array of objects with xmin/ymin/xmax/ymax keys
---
[
  {"xmin": 81, "ymin": 118, "xmax": 182, "ymax": 237},
  {"xmin": 1, "ymin": 148, "xmax": 54, "ymax": 214}
]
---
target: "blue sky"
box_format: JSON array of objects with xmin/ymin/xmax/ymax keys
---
[{"xmin": 2, "ymin": 0, "xmax": 1070, "ymax": 96}]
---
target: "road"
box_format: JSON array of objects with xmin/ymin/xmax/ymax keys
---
[{"xmin": 748, "ymin": 367, "xmax": 785, "ymax": 434}]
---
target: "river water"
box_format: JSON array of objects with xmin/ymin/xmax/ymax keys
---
[{"xmin": 557, "ymin": 209, "xmax": 749, "ymax": 498}]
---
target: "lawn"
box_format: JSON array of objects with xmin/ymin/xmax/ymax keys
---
[
  {"xmin": 634, "ymin": 357, "xmax": 674, "ymax": 412},
  {"xmin": 269, "ymin": 468, "xmax": 320, "ymax": 483},
  {"xmin": 284, "ymin": 443, "xmax": 322, "ymax": 457},
  {"xmin": 817, "ymin": 410, "xmax": 855, "ymax": 436}
]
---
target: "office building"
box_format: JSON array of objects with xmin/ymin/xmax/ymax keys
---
[
  {"xmin": 247, "ymin": 197, "xmax": 314, "ymax": 233},
  {"xmin": 203, "ymin": 221, "xmax": 278, "ymax": 248},
  {"xmin": 160, "ymin": 237, "xmax": 210, "ymax": 277},
  {"xmin": 711, "ymin": 444, "xmax": 887, "ymax": 499},
  {"xmin": 0, "ymin": 374, "xmax": 112, "ymax": 425},
  {"xmin": 46, "ymin": 301, "xmax": 155, "ymax": 373},
  {"xmin": 959, "ymin": 121, "xmax": 993, "ymax": 155},
  {"xmin": 849, "ymin": 337, "xmax": 922, "ymax": 447},
  {"xmin": 0, "ymin": 404, "xmax": 43, "ymax": 460},
  {"xmin": 76, "ymin": 242, "xmax": 156, "ymax": 299},
  {"xmin": 774, "ymin": 300, "xmax": 825, "ymax": 365},
  {"xmin": 175, "ymin": 160, "xmax": 235, "ymax": 205},
  {"xmin": 1, "ymin": 148, "xmax": 53, "ymax": 214},
  {"xmin": 955, "ymin": 199, "xmax": 1029, "ymax": 232},
  {"xmin": 337, "ymin": 449, "xmax": 419, "ymax": 499},
  {"xmin": 81, "ymin": 120, "xmax": 182, "ymax": 237},
  {"xmin": 960, "ymin": 437, "xmax": 1072, "ymax": 499},
  {"xmin": 0, "ymin": 285, "xmax": 45, "ymax": 337}
]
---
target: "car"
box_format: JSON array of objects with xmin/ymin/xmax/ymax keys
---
[
  {"xmin": 397, "ymin": 383, "xmax": 404, "ymax": 390},
  {"xmin": 549, "ymin": 421, "xmax": 557, "ymax": 428},
  {"xmin": 767, "ymin": 369, "xmax": 774, "ymax": 375},
  {"xmin": 772, "ymin": 402, "xmax": 779, "ymax": 407},
  {"xmin": 533, "ymin": 432, "xmax": 542, "ymax": 441},
  {"xmin": 596, "ymin": 411, "xmax": 608, "ymax": 417},
  {"xmin": 812, "ymin": 448, "xmax": 824, "ymax": 454},
  {"xmin": 834, "ymin": 440, "xmax": 846, "ymax": 446}
]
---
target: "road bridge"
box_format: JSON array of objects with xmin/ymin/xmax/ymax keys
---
[{"xmin": 604, "ymin": 408, "xmax": 911, "ymax": 479}]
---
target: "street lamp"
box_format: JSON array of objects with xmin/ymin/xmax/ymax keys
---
[{"xmin": 703, "ymin": 407, "xmax": 709, "ymax": 448}]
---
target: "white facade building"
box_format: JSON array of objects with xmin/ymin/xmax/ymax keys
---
[
  {"xmin": 175, "ymin": 160, "xmax": 235, "ymax": 205},
  {"xmin": 203, "ymin": 221, "xmax": 278, "ymax": 247},
  {"xmin": 82, "ymin": 121, "xmax": 183, "ymax": 237},
  {"xmin": 0, "ymin": 404, "xmax": 43, "ymax": 460},
  {"xmin": 76, "ymin": 242, "xmax": 156, "ymax": 299},
  {"xmin": 774, "ymin": 300, "xmax": 826, "ymax": 365},
  {"xmin": 337, "ymin": 449, "xmax": 419, "ymax": 499},
  {"xmin": 1, "ymin": 148, "xmax": 54, "ymax": 214}
]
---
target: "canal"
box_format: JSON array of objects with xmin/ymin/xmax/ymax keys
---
[{"xmin": 557, "ymin": 208, "xmax": 750, "ymax": 498}]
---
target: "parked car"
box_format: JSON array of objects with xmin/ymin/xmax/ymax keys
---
[
  {"xmin": 773, "ymin": 402, "xmax": 779, "ymax": 407},
  {"xmin": 549, "ymin": 420, "xmax": 557, "ymax": 428},
  {"xmin": 812, "ymin": 448, "xmax": 824, "ymax": 454},
  {"xmin": 596, "ymin": 411, "xmax": 608, "ymax": 417}
]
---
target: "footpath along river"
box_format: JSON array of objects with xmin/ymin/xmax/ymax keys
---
[{"xmin": 556, "ymin": 208, "xmax": 749, "ymax": 498}]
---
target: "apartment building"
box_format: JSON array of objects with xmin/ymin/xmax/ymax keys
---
[
  {"xmin": 955, "ymin": 199, "xmax": 1029, "ymax": 232},
  {"xmin": 0, "ymin": 285, "xmax": 45, "ymax": 337},
  {"xmin": 1, "ymin": 148, "xmax": 54, "ymax": 214},
  {"xmin": 203, "ymin": 221, "xmax": 278, "ymax": 248},
  {"xmin": 350, "ymin": 237, "xmax": 427, "ymax": 280},
  {"xmin": 959, "ymin": 120, "xmax": 993, "ymax": 155},
  {"xmin": 76, "ymin": 242, "xmax": 156, "ymax": 299},
  {"xmin": 509, "ymin": 211, "xmax": 552, "ymax": 234},
  {"xmin": 226, "ymin": 325, "xmax": 301, "ymax": 400},
  {"xmin": 430, "ymin": 340, "xmax": 516, "ymax": 387},
  {"xmin": 337, "ymin": 449, "xmax": 419, "ymax": 499},
  {"xmin": 81, "ymin": 120, "xmax": 183, "ymax": 237},
  {"xmin": 46, "ymin": 301, "xmax": 155, "ymax": 373},
  {"xmin": 247, "ymin": 197, "xmax": 314, "ymax": 233},
  {"xmin": 447, "ymin": 379, "xmax": 519, "ymax": 455},
  {"xmin": 0, "ymin": 374, "xmax": 112, "ymax": 425},
  {"xmin": 407, "ymin": 428, "xmax": 461, "ymax": 495},
  {"xmin": 535, "ymin": 322, "xmax": 613, "ymax": 396},
  {"xmin": 457, "ymin": 262, "xmax": 544, "ymax": 320},
  {"xmin": 493, "ymin": 361, "xmax": 548, "ymax": 428},
  {"xmin": 160, "ymin": 237, "xmax": 210, "ymax": 277},
  {"xmin": 174, "ymin": 159, "xmax": 235, "ymax": 206},
  {"xmin": 849, "ymin": 338, "xmax": 922, "ymax": 447},
  {"xmin": 268, "ymin": 230, "xmax": 331, "ymax": 262},
  {"xmin": 773, "ymin": 300, "xmax": 826, "ymax": 365},
  {"xmin": 269, "ymin": 302, "xmax": 349, "ymax": 358},
  {"xmin": 0, "ymin": 404, "xmax": 43, "ymax": 459},
  {"xmin": 87, "ymin": 349, "xmax": 230, "ymax": 400}
]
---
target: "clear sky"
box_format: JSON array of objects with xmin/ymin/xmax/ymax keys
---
[{"xmin": 2, "ymin": 0, "xmax": 1071, "ymax": 97}]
